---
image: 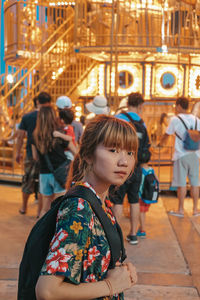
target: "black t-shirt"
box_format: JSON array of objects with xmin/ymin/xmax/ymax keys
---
[
  {"xmin": 35, "ymin": 138, "xmax": 69, "ymax": 174},
  {"xmin": 19, "ymin": 110, "xmax": 38, "ymax": 158}
]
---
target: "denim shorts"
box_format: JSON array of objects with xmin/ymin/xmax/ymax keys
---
[{"xmin": 39, "ymin": 173, "xmax": 66, "ymax": 196}]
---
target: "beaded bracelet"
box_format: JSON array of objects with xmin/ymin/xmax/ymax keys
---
[{"xmin": 104, "ymin": 279, "xmax": 113, "ymax": 298}]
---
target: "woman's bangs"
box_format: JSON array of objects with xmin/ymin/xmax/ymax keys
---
[{"xmin": 102, "ymin": 120, "xmax": 138, "ymax": 152}]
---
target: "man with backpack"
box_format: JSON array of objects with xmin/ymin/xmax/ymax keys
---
[
  {"xmin": 109, "ymin": 93, "xmax": 151, "ymax": 245},
  {"xmin": 158, "ymin": 97, "xmax": 200, "ymax": 217}
]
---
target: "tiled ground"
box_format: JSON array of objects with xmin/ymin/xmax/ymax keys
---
[{"xmin": 0, "ymin": 184, "xmax": 200, "ymax": 300}]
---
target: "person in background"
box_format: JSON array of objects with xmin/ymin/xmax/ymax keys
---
[
  {"xmin": 80, "ymin": 115, "xmax": 86, "ymax": 129},
  {"xmin": 158, "ymin": 97, "xmax": 200, "ymax": 217},
  {"xmin": 16, "ymin": 92, "xmax": 51, "ymax": 216},
  {"xmin": 109, "ymin": 93, "xmax": 151, "ymax": 245},
  {"xmin": 160, "ymin": 113, "xmax": 168, "ymax": 134},
  {"xmin": 191, "ymin": 100, "xmax": 200, "ymax": 119},
  {"xmin": 36, "ymin": 115, "xmax": 138, "ymax": 300},
  {"xmin": 56, "ymin": 96, "xmax": 83, "ymax": 143},
  {"xmin": 85, "ymin": 95, "xmax": 110, "ymax": 120},
  {"xmin": 137, "ymin": 151, "xmax": 157, "ymax": 238},
  {"xmin": 32, "ymin": 106, "xmax": 76, "ymax": 218},
  {"xmin": 157, "ymin": 113, "xmax": 169, "ymax": 141},
  {"xmin": 59, "ymin": 108, "xmax": 77, "ymax": 161}
]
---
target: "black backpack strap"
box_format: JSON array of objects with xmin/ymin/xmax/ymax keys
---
[
  {"xmin": 195, "ymin": 117, "xmax": 197, "ymax": 130},
  {"xmin": 115, "ymin": 222, "xmax": 127, "ymax": 263},
  {"xmin": 63, "ymin": 185, "xmax": 126, "ymax": 267},
  {"xmin": 175, "ymin": 116, "xmax": 187, "ymax": 141},
  {"xmin": 177, "ymin": 115, "xmax": 188, "ymax": 130},
  {"xmin": 121, "ymin": 111, "xmax": 134, "ymax": 123},
  {"xmin": 175, "ymin": 132, "xmax": 183, "ymax": 141},
  {"xmin": 121, "ymin": 111, "xmax": 144, "ymax": 125}
]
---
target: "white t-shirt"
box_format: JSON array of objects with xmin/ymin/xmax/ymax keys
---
[{"xmin": 166, "ymin": 113, "xmax": 200, "ymax": 160}]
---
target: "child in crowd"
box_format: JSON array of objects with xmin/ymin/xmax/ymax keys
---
[
  {"xmin": 59, "ymin": 109, "xmax": 77, "ymax": 161},
  {"xmin": 137, "ymin": 152, "xmax": 159, "ymax": 238}
]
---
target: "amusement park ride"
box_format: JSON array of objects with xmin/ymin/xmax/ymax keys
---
[{"xmin": 0, "ymin": 0, "xmax": 200, "ymax": 188}]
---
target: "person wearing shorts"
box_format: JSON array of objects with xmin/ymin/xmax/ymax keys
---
[
  {"xmin": 16, "ymin": 92, "xmax": 51, "ymax": 216},
  {"xmin": 137, "ymin": 151, "xmax": 156, "ymax": 238},
  {"xmin": 32, "ymin": 106, "xmax": 77, "ymax": 217},
  {"xmin": 159, "ymin": 97, "xmax": 200, "ymax": 217},
  {"xmin": 109, "ymin": 93, "xmax": 151, "ymax": 245},
  {"xmin": 39, "ymin": 173, "xmax": 66, "ymax": 197},
  {"xmin": 22, "ymin": 158, "xmax": 39, "ymax": 195}
]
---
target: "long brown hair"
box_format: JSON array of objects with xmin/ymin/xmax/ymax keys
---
[
  {"xmin": 67, "ymin": 115, "xmax": 138, "ymax": 188},
  {"xmin": 34, "ymin": 106, "xmax": 59, "ymax": 154}
]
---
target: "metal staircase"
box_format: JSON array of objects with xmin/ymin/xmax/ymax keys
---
[
  {"xmin": 0, "ymin": 3, "xmax": 98, "ymax": 181},
  {"xmin": 0, "ymin": 10, "xmax": 75, "ymax": 121}
]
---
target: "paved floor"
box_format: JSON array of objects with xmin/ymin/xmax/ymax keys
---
[{"xmin": 0, "ymin": 184, "xmax": 200, "ymax": 300}]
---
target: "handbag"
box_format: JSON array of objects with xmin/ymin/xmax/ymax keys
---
[{"xmin": 44, "ymin": 154, "xmax": 71, "ymax": 188}]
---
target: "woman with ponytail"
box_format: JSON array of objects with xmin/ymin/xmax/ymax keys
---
[
  {"xmin": 36, "ymin": 115, "xmax": 138, "ymax": 300},
  {"xmin": 32, "ymin": 106, "xmax": 77, "ymax": 217}
]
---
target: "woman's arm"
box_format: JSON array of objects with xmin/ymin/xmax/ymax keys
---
[
  {"xmin": 68, "ymin": 141, "xmax": 78, "ymax": 156},
  {"xmin": 36, "ymin": 263, "xmax": 136, "ymax": 300},
  {"xmin": 36, "ymin": 275, "xmax": 109, "ymax": 300},
  {"xmin": 53, "ymin": 131, "xmax": 78, "ymax": 154},
  {"xmin": 53, "ymin": 131, "xmax": 72, "ymax": 142}
]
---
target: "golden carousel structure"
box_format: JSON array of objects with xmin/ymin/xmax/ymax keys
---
[{"xmin": 1, "ymin": 0, "xmax": 200, "ymax": 188}]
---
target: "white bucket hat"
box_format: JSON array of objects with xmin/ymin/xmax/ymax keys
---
[
  {"xmin": 56, "ymin": 96, "xmax": 72, "ymax": 109},
  {"xmin": 85, "ymin": 95, "xmax": 110, "ymax": 115}
]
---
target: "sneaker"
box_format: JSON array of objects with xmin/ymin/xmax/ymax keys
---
[
  {"xmin": 168, "ymin": 211, "xmax": 184, "ymax": 218},
  {"xmin": 192, "ymin": 212, "xmax": 200, "ymax": 217},
  {"xmin": 137, "ymin": 230, "xmax": 146, "ymax": 238},
  {"xmin": 126, "ymin": 234, "xmax": 138, "ymax": 245}
]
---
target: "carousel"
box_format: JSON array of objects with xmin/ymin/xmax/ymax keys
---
[{"xmin": 1, "ymin": 0, "xmax": 200, "ymax": 187}]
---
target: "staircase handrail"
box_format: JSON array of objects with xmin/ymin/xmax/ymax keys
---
[
  {"xmin": 15, "ymin": 56, "xmax": 97, "ymax": 118},
  {"xmin": 67, "ymin": 60, "xmax": 97, "ymax": 96},
  {"xmin": 0, "ymin": 21, "xmax": 74, "ymax": 105}
]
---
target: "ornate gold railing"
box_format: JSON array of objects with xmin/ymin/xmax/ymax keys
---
[{"xmin": 74, "ymin": 0, "xmax": 200, "ymax": 50}]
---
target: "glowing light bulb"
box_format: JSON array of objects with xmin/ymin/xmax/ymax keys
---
[{"xmin": 7, "ymin": 74, "xmax": 14, "ymax": 84}]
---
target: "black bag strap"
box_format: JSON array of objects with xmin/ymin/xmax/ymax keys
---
[
  {"xmin": 175, "ymin": 115, "xmax": 187, "ymax": 141},
  {"xmin": 177, "ymin": 115, "xmax": 189, "ymax": 130},
  {"xmin": 178, "ymin": 115, "xmax": 197, "ymax": 130},
  {"xmin": 56, "ymin": 185, "xmax": 126, "ymax": 268},
  {"xmin": 175, "ymin": 132, "xmax": 182, "ymax": 141},
  {"xmin": 121, "ymin": 111, "xmax": 143, "ymax": 125}
]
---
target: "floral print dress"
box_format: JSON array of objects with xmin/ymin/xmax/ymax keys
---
[{"xmin": 41, "ymin": 182, "xmax": 124, "ymax": 300}]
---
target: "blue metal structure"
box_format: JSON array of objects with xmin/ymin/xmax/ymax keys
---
[{"xmin": 0, "ymin": 0, "xmax": 5, "ymax": 76}]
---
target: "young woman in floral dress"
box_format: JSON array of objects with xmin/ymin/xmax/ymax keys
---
[{"xmin": 36, "ymin": 115, "xmax": 138, "ymax": 300}]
